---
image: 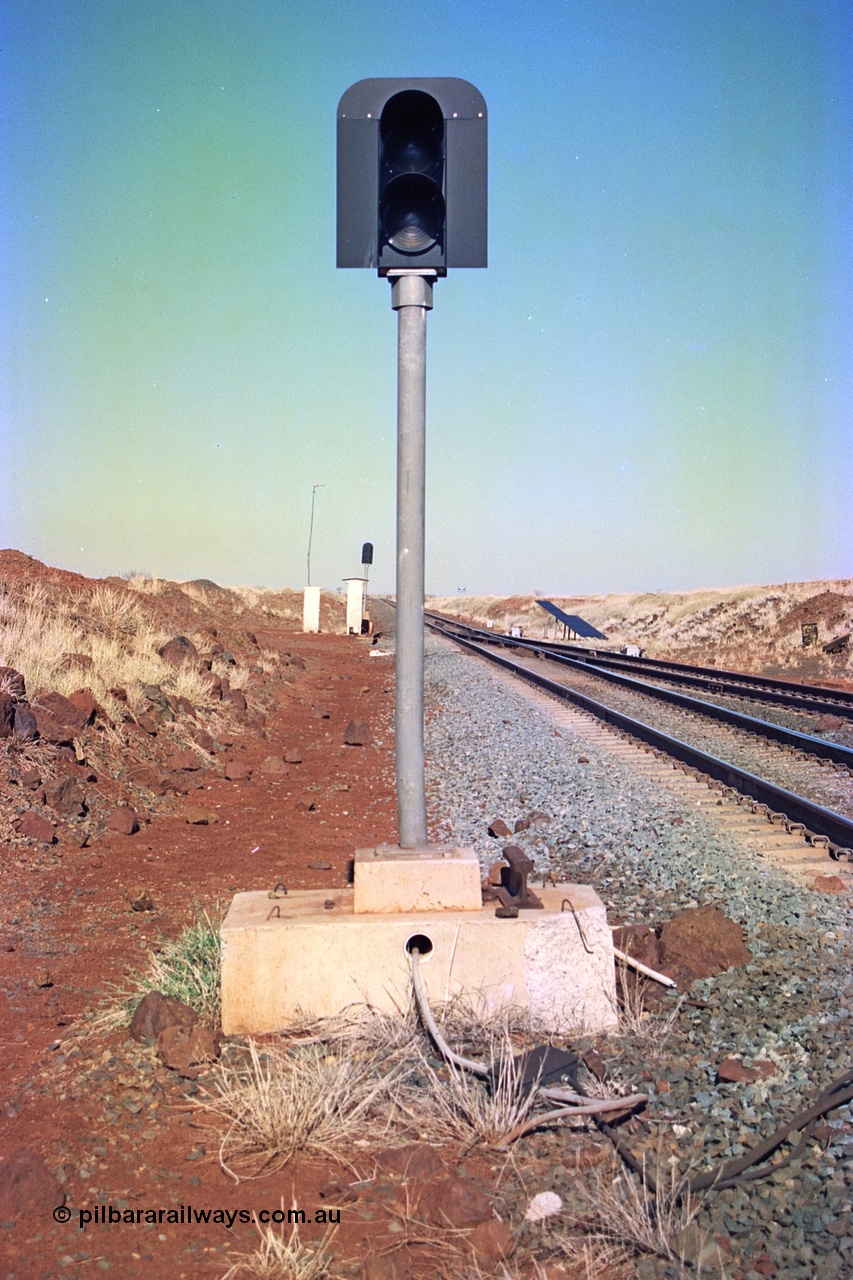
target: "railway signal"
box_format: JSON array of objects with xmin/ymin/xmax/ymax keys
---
[
  {"xmin": 337, "ymin": 78, "xmax": 487, "ymax": 274},
  {"xmin": 337, "ymin": 77, "xmax": 487, "ymax": 848}
]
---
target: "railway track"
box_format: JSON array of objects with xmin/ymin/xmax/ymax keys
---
[
  {"xmin": 425, "ymin": 612, "xmax": 853, "ymax": 863},
  {"xmin": 428, "ymin": 613, "xmax": 853, "ymax": 721}
]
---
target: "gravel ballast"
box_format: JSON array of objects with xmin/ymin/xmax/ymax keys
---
[{"xmin": 423, "ymin": 636, "xmax": 853, "ymax": 1280}]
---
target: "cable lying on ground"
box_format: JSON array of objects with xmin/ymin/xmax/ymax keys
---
[
  {"xmin": 409, "ymin": 948, "xmax": 853, "ymax": 1194},
  {"xmin": 409, "ymin": 947, "xmax": 649, "ymax": 1140}
]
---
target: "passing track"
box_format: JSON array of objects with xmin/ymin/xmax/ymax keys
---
[{"xmin": 425, "ymin": 612, "xmax": 853, "ymax": 859}]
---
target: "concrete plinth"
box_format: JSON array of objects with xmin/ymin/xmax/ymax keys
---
[
  {"xmin": 220, "ymin": 884, "xmax": 617, "ymax": 1037},
  {"xmin": 353, "ymin": 844, "xmax": 482, "ymax": 913}
]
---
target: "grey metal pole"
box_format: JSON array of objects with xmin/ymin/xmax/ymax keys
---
[
  {"xmin": 306, "ymin": 483, "xmax": 324, "ymax": 586},
  {"xmin": 390, "ymin": 270, "xmax": 435, "ymax": 848}
]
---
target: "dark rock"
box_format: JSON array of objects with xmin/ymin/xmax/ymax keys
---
[
  {"xmin": 0, "ymin": 1148, "xmax": 65, "ymax": 1218},
  {"xmin": 488, "ymin": 819, "xmax": 512, "ymax": 838},
  {"xmin": 229, "ymin": 689, "xmax": 247, "ymax": 711},
  {"xmin": 108, "ymin": 805, "xmax": 139, "ymax": 836},
  {"xmin": 136, "ymin": 715, "xmax": 159, "ymax": 735},
  {"xmin": 31, "ymin": 692, "xmax": 89, "ymax": 744},
  {"xmin": 193, "ymin": 729, "xmax": 215, "ymax": 753},
  {"xmin": 288, "ymin": 654, "xmax": 306, "ymax": 670},
  {"xmin": 172, "ymin": 695, "xmax": 197, "ymax": 719},
  {"xmin": 44, "ymin": 776, "xmax": 87, "ymax": 818},
  {"xmin": 514, "ymin": 816, "xmax": 531, "ymax": 832},
  {"xmin": 155, "ymin": 1023, "xmax": 219, "ymax": 1077},
  {"xmin": 259, "ymin": 755, "xmax": 287, "ymax": 775},
  {"xmin": 184, "ymin": 807, "xmax": 216, "ymax": 825},
  {"xmin": 811, "ymin": 875, "xmax": 847, "ymax": 894},
  {"xmin": 12, "ymin": 705, "xmax": 38, "ymax": 741},
  {"xmin": 0, "ymin": 666, "xmax": 27, "ymax": 700},
  {"xmin": 129, "ymin": 991, "xmax": 198, "ymax": 1044},
  {"xmin": 158, "ymin": 635, "xmax": 200, "ymax": 667},
  {"xmin": 203, "ymin": 673, "xmax": 224, "ymax": 700},
  {"xmin": 127, "ymin": 764, "xmax": 173, "ymax": 795},
  {"xmin": 815, "ymin": 713, "xmax": 845, "ymax": 733},
  {"xmin": 126, "ymin": 886, "xmax": 154, "ymax": 911},
  {"xmin": 0, "ymin": 691, "xmax": 14, "ymax": 737},
  {"xmin": 66, "ymin": 688, "xmax": 99, "ymax": 724},
  {"xmin": 295, "ymin": 793, "xmax": 316, "ymax": 812},
  {"xmin": 13, "ymin": 812, "xmax": 56, "ymax": 844},
  {"xmin": 717, "ymin": 1056, "xmax": 761, "ymax": 1084},
  {"xmin": 224, "ymin": 760, "xmax": 252, "ymax": 781},
  {"xmin": 140, "ymin": 685, "xmax": 173, "ymax": 716},
  {"xmin": 344, "ymin": 718, "xmax": 373, "ymax": 746},
  {"xmin": 658, "ymin": 905, "xmax": 751, "ymax": 984},
  {"xmin": 284, "ymin": 748, "xmax": 303, "ymax": 764}
]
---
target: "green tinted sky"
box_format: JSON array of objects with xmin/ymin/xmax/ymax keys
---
[{"xmin": 2, "ymin": 0, "xmax": 850, "ymax": 594}]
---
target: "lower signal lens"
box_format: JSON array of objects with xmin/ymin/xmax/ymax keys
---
[{"xmin": 380, "ymin": 174, "xmax": 445, "ymax": 254}]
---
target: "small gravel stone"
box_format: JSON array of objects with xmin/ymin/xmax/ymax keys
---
[{"xmin": 421, "ymin": 636, "xmax": 853, "ymax": 1276}]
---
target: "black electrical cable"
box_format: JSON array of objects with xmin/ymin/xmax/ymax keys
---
[
  {"xmin": 582, "ymin": 1067, "xmax": 853, "ymax": 1197},
  {"xmin": 410, "ymin": 946, "xmax": 853, "ymax": 1197}
]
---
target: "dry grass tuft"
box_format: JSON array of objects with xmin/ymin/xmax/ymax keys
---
[
  {"xmin": 282, "ymin": 999, "xmax": 422, "ymax": 1060},
  {"xmin": 557, "ymin": 1156, "xmax": 707, "ymax": 1276},
  {"xmin": 402, "ymin": 1029, "xmax": 541, "ymax": 1149},
  {"xmin": 437, "ymin": 991, "xmax": 545, "ymax": 1061},
  {"xmin": 220, "ymin": 1215, "xmax": 335, "ymax": 1280},
  {"xmin": 196, "ymin": 1039, "xmax": 401, "ymax": 1181},
  {"xmin": 0, "ymin": 573, "xmax": 245, "ymax": 731},
  {"xmin": 124, "ymin": 572, "xmax": 167, "ymax": 595},
  {"xmin": 611, "ymin": 970, "xmax": 684, "ymax": 1057}
]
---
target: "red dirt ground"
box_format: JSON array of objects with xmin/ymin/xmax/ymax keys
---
[{"xmin": 2, "ymin": 559, "xmax": 470, "ymax": 1278}]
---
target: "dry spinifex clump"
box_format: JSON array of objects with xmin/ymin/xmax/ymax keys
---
[{"xmin": 196, "ymin": 1037, "xmax": 404, "ymax": 1181}]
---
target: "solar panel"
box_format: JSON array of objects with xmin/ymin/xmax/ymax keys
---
[{"xmin": 535, "ymin": 600, "xmax": 607, "ymax": 640}]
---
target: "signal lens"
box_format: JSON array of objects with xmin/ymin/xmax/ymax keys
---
[
  {"xmin": 379, "ymin": 90, "xmax": 445, "ymax": 258},
  {"xmin": 380, "ymin": 175, "xmax": 445, "ymax": 253}
]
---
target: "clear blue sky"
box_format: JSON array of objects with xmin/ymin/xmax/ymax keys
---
[{"xmin": 2, "ymin": 0, "xmax": 850, "ymax": 595}]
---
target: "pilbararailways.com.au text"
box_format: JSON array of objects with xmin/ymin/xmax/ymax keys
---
[{"xmin": 62, "ymin": 1204, "xmax": 340, "ymax": 1232}]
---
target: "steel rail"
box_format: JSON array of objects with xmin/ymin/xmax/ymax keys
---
[
  {"xmin": 569, "ymin": 652, "xmax": 853, "ymax": 718},
  {"xmin": 513, "ymin": 644, "xmax": 853, "ymax": 768},
  {"xmin": 424, "ymin": 611, "xmax": 853, "ymax": 715},
  {"xmin": 427, "ymin": 615, "xmax": 853, "ymax": 767},
  {"xmin": 428, "ymin": 622, "xmax": 853, "ymax": 856}
]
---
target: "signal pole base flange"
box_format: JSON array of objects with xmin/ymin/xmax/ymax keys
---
[{"xmin": 353, "ymin": 842, "xmax": 482, "ymax": 913}]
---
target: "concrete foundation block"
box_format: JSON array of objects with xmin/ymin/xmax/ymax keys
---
[
  {"xmin": 353, "ymin": 843, "xmax": 482, "ymax": 913},
  {"xmin": 220, "ymin": 884, "xmax": 617, "ymax": 1037}
]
